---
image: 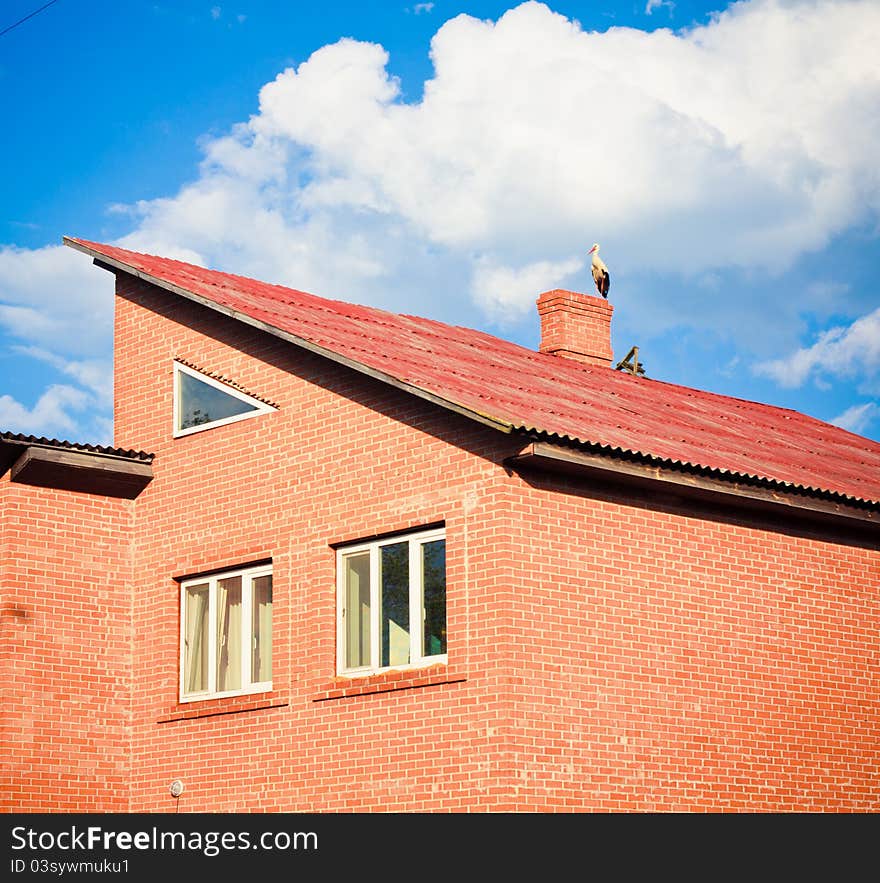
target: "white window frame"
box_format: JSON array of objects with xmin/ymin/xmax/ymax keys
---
[
  {"xmin": 336, "ymin": 527, "xmax": 447, "ymax": 676},
  {"xmin": 173, "ymin": 361, "xmax": 276, "ymax": 438},
  {"xmin": 179, "ymin": 563, "xmax": 273, "ymax": 702}
]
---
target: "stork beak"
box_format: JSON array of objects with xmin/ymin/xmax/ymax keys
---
[{"xmin": 588, "ymin": 245, "xmax": 596, "ymax": 254}]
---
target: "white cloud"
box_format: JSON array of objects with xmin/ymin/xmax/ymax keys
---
[
  {"xmin": 831, "ymin": 401, "xmax": 878, "ymax": 435},
  {"xmin": 0, "ymin": 246, "xmax": 114, "ymax": 441},
  {"xmin": 116, "ymin": 0, "xmax": 880, "ymax": 322},
  {"xmin": 472, "ymin": 256, "xmax": 584, "ymax": 320},
  {"xmin": 645, "ymin": 0, "xmax": 675, "ymax": 15},
  {"xmin": 0, "ymin": 385, "xmax": 91, "ymax": 438},
  {"xmin": 0, "ymin": 244, "xmax": 113, "ymax": 355},
  {"xmin": 12, "ymin": 346, "xmax": 113, "ymax": 407},
  {"xmin": 754, "ymin": 307, "xmax": 880, "ymax": 387}
]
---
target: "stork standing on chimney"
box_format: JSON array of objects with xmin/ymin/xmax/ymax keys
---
[{"xmin": 588, "ymin": 243, "xmax": 610, "ymax": 299}]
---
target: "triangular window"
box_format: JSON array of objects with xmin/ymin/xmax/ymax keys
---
[{"xmin": 173, "ymin": 362, "xmax": 275, "ymax": 437}]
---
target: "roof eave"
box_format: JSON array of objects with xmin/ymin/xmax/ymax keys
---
[
  {"xmin": 3, "ymin": 443, "xmax": 153, "ymax": 499},
  {"xmin": 506, "ymin": 440, "xmax": 880, "ymax": 533}
]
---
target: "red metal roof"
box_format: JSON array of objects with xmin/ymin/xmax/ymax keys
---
[{"xmin": 65, "ymin": 237, "xmax": 880, "ymax": 507}]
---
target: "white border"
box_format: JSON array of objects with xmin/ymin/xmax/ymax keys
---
[
  {"xmin": 179, "ymin": 563, "xmax": 274, "ymax": 702},
  {"xmin": 336, "ymin": 527, "xmax": 447, "ymax": 677},
  {"xmin": 172, "ymin": 361, "xmax": 276, "ymax": 438}
]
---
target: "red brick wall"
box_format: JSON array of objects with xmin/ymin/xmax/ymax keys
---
[
  {"xmin": 0, "ymin": 475, "xmax": 133, "ymax": 812},
  {"xmin": 502, "ymin": 475, "xmax": 879, "ymax": 811},
  {"xmin": 536, "ymin": 289, "xmax": 614, "ymax": 366},
  {"xmin": 9, "ymin": 270, "xmax": 877, "ymax": 812},
  {"xmin": 113, "ymin": 274, "xmax": 522, "ymax": 812}
]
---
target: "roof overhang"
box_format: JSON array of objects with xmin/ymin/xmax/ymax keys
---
[
  {"xmin": 1, "ymin": 441, "xmax": 152, "ymax": 498},
  {"xmin": 507, "ymin": 440, "xmax": 880, "ymax": 535}
]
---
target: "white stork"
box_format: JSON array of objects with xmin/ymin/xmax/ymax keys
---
[{"xmin": 588, "ymin": 243, "xmax": 610, "ymax": 299}]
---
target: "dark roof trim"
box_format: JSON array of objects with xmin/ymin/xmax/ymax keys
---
[
  {"xmin": 0, "ymin": 433, "xmax": 154, "ymax": 499},
  {"xmin": 507, "ymin": 440, "xmax": 880, "ymax": 530},
  {"xmin": 64, "ymin": 237, "xmax": 513, "ymax": 436},
  {"xmin": 521, "ymin": 428, "xmax": 879, "ymax": 509},
  {"xmin": 0, "ymin": 431, "xmax": 153, "ymax": 464}
]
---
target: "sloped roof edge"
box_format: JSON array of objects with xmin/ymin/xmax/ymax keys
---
[{"xmin": 64, "ymin": 236, "xmax": 513, "ymax": 436}]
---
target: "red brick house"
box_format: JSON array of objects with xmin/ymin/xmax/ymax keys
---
[{"xmin": 2, "ymin": 236, "xmax": 878, "ymax": 813}]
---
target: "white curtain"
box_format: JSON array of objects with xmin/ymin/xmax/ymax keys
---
[
  {"xmin": 346, "ymin": 554, "xmax": 371, "ymax": 669},
  {"xmin": 217, "ymin": 577, "xmax": 242, "ymax": 691},
  {"xmin": 252, "ymin": 575, "xmax": 272, "ymax": 683},
  {"xmin": 184, "ymin": 585, "xmax": 208, "ymax": 694}
]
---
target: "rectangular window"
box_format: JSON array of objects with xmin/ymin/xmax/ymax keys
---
[
  {"xmin": 337, "ymin": 527, "xmax": 446, "ymax": 675},
  {"xmin": 180, "ymin": 563, "xmax": 272, "ymax": 701}
]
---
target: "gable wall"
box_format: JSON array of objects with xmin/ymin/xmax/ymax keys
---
[
  {"xmin": 0, "ymin": 473, "xmax": 134, "ymax": 812},
  {"xmin": 113, "ymin": 274, "xmax": 528, "ymax": 812}
]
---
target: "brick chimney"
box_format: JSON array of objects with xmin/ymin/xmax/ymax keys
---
[{"xmin": 536, "ymin": 289, "xmax": 614, "ymax": 367}]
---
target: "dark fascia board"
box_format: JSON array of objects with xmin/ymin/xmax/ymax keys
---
[
  {"xmin": 10, "ymin": 446, "xmax": 153, "ymax": 499},
  {"xmin": 506, "ymin": 441, "xmax": 880, "ymax": 533},
  {"xmin": 63, "ymin": 237, "xmax": 512, "ymax": 437}
]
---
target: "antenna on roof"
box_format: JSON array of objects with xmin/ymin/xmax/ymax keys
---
[{"xmin": 616, "ymin": 345, "xmax": 646, "ymax": 377}]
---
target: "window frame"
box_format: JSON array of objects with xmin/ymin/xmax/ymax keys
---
[
  {"xmin": 178, "ymin": 562, "xmax": 273, "ymax": 703},
  {"xmin": 336, "ymin": 526, "xmax": 447, "ymax": 677},
  {"xmin": 172, "ymin": 361, "xmax": 276, "ymax": 438}
]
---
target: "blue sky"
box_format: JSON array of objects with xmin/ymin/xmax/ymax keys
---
[{"xmin": 1, "ymin": 0, "xmax": 878, "ymax": 445}]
